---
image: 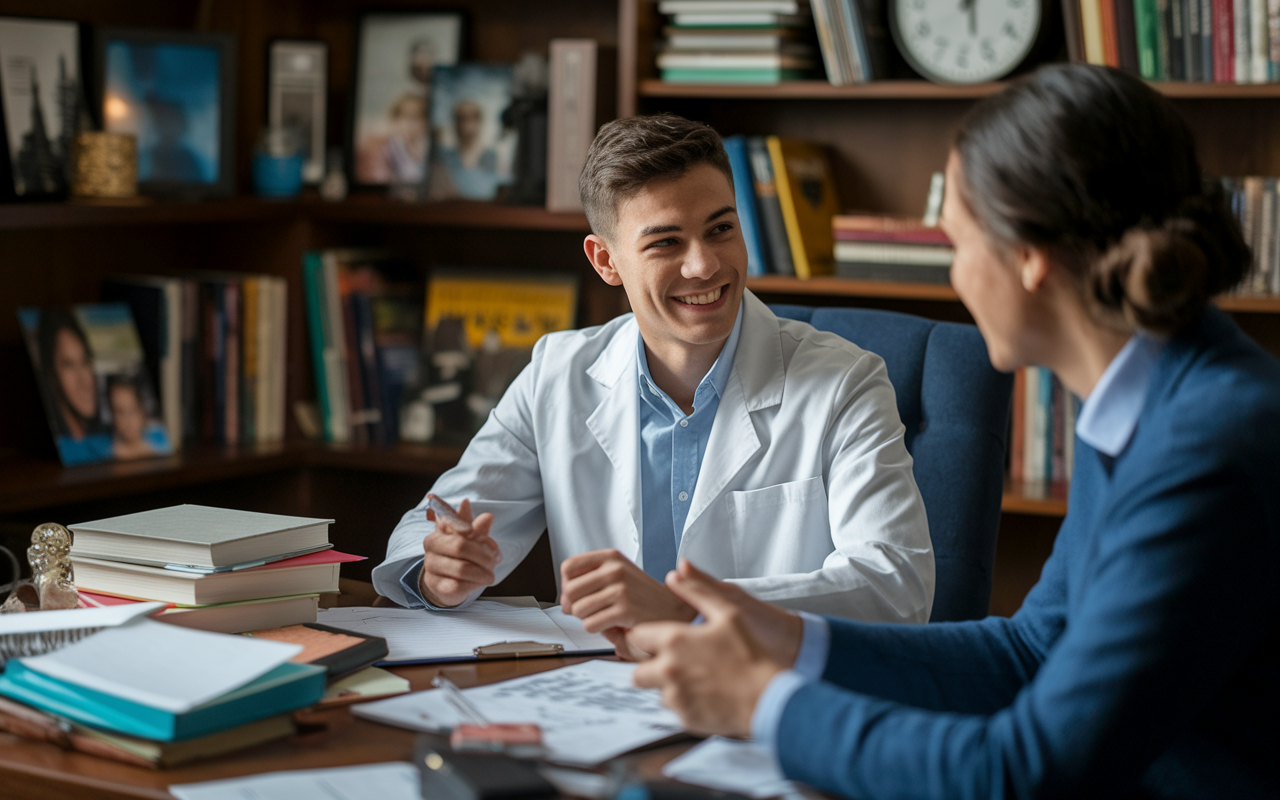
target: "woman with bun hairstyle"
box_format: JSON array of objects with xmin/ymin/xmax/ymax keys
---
[{"xmin": 627, "ymin": 64, "xmax": 1279, "ymax": 798}]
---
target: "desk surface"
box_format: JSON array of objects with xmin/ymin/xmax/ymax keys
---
[{"xmin": 0, "ymin": 585, "xmax": 688, "ymax": 800}]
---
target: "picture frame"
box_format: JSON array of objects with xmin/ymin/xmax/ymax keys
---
[
  {"xmin": 0, "ymin": 16, "xmax": 85, "ymax": 200},
  {"xmin": 94, "ymin": 27, "xmax": 236, "ymax": 199},
  {"xmin": 350, "ymin": 11, "xmax": 464, "ymax": 189},
  {"xmin": 268, "ymin": 39, "xmax": 327, "ymax": 184},
  {"xmin": 424, "ymin": 63, "xmax": 517, "ymax": 202}
]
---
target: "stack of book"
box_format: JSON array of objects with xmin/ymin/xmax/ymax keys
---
[
  {"xmin": 1063, "ymin": 0, "xmax": 1280, "ymax": 82},
  {"xmin": 831, "ymin": 215, "xmax": 954, "ymax": 284},
  {"xmin": 1011, "ymin": 367, "xmax": 1080, "ymax": 487},
  {"xmin": 810, "ymin": 0, "xmax": 890, "ymax": 84},
  {"xmin": 104, "ymin": 272, "xmax": 289, "ymax": 448},
  {"xmin": 656, "ymin": 0, "xmax": 819, "ymax": 84},
  {"xmin": 1222, "ymin": 175, "xmax": 1280, "ymax": 297},
  {"xmin": 0, "ymin": 615, "xmax": 325, "ymax": 768},
  {"xmin": 68, "ymin": 505, "xmax": 360, "ymax": 634},
  {"xmin": 724, "ymin": 134, "xmax": 840, "ymax": 279}
]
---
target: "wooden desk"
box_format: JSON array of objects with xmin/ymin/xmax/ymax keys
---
[{"xmin": 0, "ymin": 585, "xmax": 688, "ymax": 799}]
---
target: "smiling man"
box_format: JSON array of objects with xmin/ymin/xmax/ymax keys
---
[{"xmin": 373, "ymin": 114, "xmax": 934, "ymax": 654}]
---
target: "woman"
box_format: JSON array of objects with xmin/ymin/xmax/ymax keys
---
[
  {"xmin": 630, "ymin": 64, "xmax": 1278, "ymax": 798},
  {"xmin": 35, "ymin": 309, "xmax": 113, "ymax": 465}
]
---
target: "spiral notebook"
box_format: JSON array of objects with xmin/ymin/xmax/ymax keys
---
[{"xmin": 0, "ymin": 602, "xmax": 164, "ymax": 666}]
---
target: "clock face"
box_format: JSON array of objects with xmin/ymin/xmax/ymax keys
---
[{"xmin": 891, "ymin": 0, "xmax": 1042, "ymax": 85}]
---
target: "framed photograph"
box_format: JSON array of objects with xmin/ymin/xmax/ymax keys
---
[
  {"xmin": 0, "ymin": 16, "xmax": 83, "ymax": 199},
  {"xmin": 269, "ymin": 39, "xmax": 327, "ymax": 183},
  {"xmin": 95, "ymin": 28, "xmax": 236, "ymax": 198},
  {"xmin": 351, "ymin": 11, "xmax": 463, "ymax": 188},
  {"xmin": 424, "ymin": 63, "xmax": 516, "ymax": 202},
  {"xmin": 17, "ymin": 304, "xmax": 173, "ymax": 467}
]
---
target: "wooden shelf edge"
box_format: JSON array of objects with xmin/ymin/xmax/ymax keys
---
[
  {"xmin": 747, "ymin": 275, "xmax": 958, "ymax": 301},
  {"xmin": 1002, "ymin": 480, "xmax": 1069, "ymax": 517},
  {"xmin": 639, "ymin": 77, "xmax": 1280, "ymax": 100}
]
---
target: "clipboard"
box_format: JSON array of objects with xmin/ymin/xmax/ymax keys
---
[{"xmin": 376, "ymin": 641, "xmax": 613, "ymax": 667}]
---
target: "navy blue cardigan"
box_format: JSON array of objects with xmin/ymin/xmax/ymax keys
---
[{"xmin": 776, "ymin": 309, "xmax": 1279, "ymax": 799}]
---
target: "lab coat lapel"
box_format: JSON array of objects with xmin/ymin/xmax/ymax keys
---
[
  {"xmin": 683, "ymin": 292, "xmax": 784, "ymax": 535},
  {"xmin": 585, "ymin": 319, "xmax": 643, "ymax": 542}
]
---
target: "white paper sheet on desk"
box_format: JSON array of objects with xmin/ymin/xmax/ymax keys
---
[
  {"xmin": 169, "ymin": 761, "xmax": 421, "ymax": 800},
  {"xmin": 17, "ymin": 617, "xmax": 300, "ymax": 713},
  {"xmin": 662, "ymin": 737, "xmax": 813, "ymax": 800},
  {"xmin": 353, "ymin": 659, "xmax": 683, "ymax": 765},
  {"xmin": 316, "ymin": 601, "xmax": 612, "ymax": 662}
]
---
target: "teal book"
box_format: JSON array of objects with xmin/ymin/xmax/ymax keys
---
[
  {"xmin": 1135, "ymin": 0, "xmax": 1163, "ymax": 78},
  {"xmin": 723, "ymin": 135, "xmax": 770, "ymax": 276},
  {"xmin": 0, "ymin": 660, "xmax": 324, "ymax": 742},
  {"xmin": 302, "ymin": 252, "xmax": 333, "ymax": 442},
  {"xmin": 660, "ymin": 68, "xmax": 809, "ymax": 83}
]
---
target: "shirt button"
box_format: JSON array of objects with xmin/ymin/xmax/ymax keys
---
[
  {"xmin": 679, "ymin": 492, "xmax": 689, "ymax": 502},
  {"xmin": 680, "ymin": 419, "xmax": 688, "ymax": 427}
]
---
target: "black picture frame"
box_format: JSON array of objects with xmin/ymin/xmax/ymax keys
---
[
  {"xmin": 349, "ymin": 10, "xmax": 465, "ymax": 191},
  {"xmin": 0, "ymin": 15, "xmax": 87, "ymax": 201},
  {"xmin": 94, "ymin": 27, "xmax": 237, "ymax": 199}
]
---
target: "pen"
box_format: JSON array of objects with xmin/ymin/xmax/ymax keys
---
[
  {"xmin": 426, "ymin": 493, "xmax": 472, "ymax": 535},
  {"xmin": 432, "ymin": 675, "xmax": 491, "ymax": 726}
]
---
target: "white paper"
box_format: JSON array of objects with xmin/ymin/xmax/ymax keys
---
[
  {"xmin": 18, "ymin": 617, "xmax": 300, "ymax": 713},
  {"xmin": 543, "ymin": 605, "xmax": 615, "ymax": 652},
  {"xmin": 662, "ymin": 737, "xmax": 811, "ymax": 800},
  {"xmin": 169, "ymin": 762, "xmax": 421, "ymax": 800},
  {"xmin": 316, "ymin": 601, "xmax": 607, "ymax": 662},
  {"xmin": 0, "ymin": 601, "xmax": 164, "ymax": 635},
  {"xmin": 353, "ymin": 659, "xmax": 683, "ymax": 765}
]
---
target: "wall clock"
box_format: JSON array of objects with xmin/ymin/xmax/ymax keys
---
[{"xmin": 889, "ymin": 0, "xmax": 1045, "ymax": 85}]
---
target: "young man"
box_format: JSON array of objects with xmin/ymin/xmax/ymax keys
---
[{"xmin": 373, "ymin": 114, "xmax": 933, "ymax": 653}]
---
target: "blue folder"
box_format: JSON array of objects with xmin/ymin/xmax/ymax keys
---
[{"xmin": 0, "ymin": 659, "xmax": 325, "ymax": 742}]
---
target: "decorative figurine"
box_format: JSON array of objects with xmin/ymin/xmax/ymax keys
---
[{"xmin": 27, "ymin": 522, "xmax": 79, "ymax": 610}]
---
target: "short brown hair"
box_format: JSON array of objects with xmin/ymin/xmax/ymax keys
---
[{"xmin": 578, "ymin": 113, "xmax": 733, "ymax": 242}]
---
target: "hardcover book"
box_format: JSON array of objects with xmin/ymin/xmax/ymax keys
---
[{"xmin": 766, "ymin": 136, "xmax": 840, "ymax": 279}]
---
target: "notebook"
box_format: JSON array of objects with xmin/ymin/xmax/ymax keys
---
[{"xmin": 69, "ymin": 505, "xmax": 334, "ymax": 569}]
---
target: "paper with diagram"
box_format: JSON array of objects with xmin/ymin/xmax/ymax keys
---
[{"xmin": 352, "ymin": 659, "xmax": 683, "ymax": 765}]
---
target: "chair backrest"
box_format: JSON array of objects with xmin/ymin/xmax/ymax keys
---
[{"xmin": 771, "ymin": 305, "xmax": 1012, "ymax": 622}]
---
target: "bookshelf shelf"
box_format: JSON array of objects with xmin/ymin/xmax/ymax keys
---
[
  {"xmin": 0, "ymin": 197, "xmax": 590, "ymax": 233},
  {"xmin": 1002, "ymin": 480, "xmax": 1069, "ymax": 517},
  {"xmin": 639, "ymin": 78, "xmax": 1280, "ymax": 101}
]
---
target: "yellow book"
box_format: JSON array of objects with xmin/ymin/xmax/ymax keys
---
[
  {"xmin": 1079, "ymin": 0, "xmax": 1105, "ymax": 65},
  {"xmin": 766, "ymin": 136, "xmax": 840, "ymax": 279}
]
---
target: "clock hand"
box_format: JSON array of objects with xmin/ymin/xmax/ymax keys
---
[{"xmin": 968, "ymin": 0, "xmax": 977, "ymax": 36}]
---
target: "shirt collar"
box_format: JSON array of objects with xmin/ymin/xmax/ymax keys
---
[
  {"xmin": 636, "ymin": 300, "xmax": 745, "ymax": 414},
  {"xmin": 1075, "ymin": 332, "xmax": 1165, "ymax": 458}
]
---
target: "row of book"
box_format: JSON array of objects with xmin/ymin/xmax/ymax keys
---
[
  {"xmin": 304, "ymin": 250, "xmax": 580, "ymax": 446},
  {"xmin": 1011, "ymin": 367, "xmax": 1081, "ymax": 486},
  {"xmin": 833, "ymin": 214, "xmax": 953, "ymax": 284},
  {"xmin": 1065, "ymin": 0, "xmax": 1280, "ymax": 82},
  {"xmin": 0, "ymin": 505, "xmax": 387, "ymax": 769},
  {"xmin": 657, "ymin": 0, "xmax": 820, "ymax": 83},
  {"xmin": 811, "ymin": 0, "xmax": 889, "ymax": 84},
  {"xmin": 725, "ymin": 134, "xmax": 841, "ymax": 279},
  {"xmin": 106, "ymin": 273, "xmax": 289, "ymax": 448},
  {"xmin": 1223, "ymin": 175, "xmax": 1280, "ymax": 296}
]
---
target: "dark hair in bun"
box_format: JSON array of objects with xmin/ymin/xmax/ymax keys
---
[{"xmin": 953, "ymin": 64, "xmax": 1250, "ymax": 333}]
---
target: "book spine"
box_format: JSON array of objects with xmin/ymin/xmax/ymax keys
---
[
  {"xmin": 1270, "ymin": 0, "xmax": 1280, "ymax": 78},
  {"xmin": 1011, "ymin": 367, "xmax": 1026, "ymax": 482},
  {"xmin": 1117, "ymin": 0, "xmax": 1142, "ymax": 71},
  {"xmin": 766, "ymin": 136, "xmax": 813, "ymax": 279},
  {"xmin": 1026, "ymin": 367, "xmax": 1043, "ymax": 483},
  {"xmin": 242, "ymin": 277, "xmax": 259, "ymax": 445},
  {"xmin": 353, "ymin": 292, "xmax": 386, "ymax": 445},
  {"xmin": 811, "ymin": 0, "xmax": 845, "ymax": 84},
  {"xmin": 1213, "ymin": 0, "xmax": 1236, "ymax": 80},
  {"xmin": 1168, "ymin": 0, "xmax": 1187, "ymax": 78},
  {"xmin": 1269, "ymin": 179, "xmax": 1280, "ymax": 294},
  {"xmin": 162, "ymin": 281, "xmax": 183, "ymax": 446},
  {"xmin": 1252, "ymin": 0, "xmax": 1269, "ymax": 80},
  {"xmin": 546, "ymin": 40, "xmax": 597, "ymax": 213},
  {"xmin": 1082, "ymin": 0, "xmax": 1108, "ymax": 63},
  {"xmin": 1259, "ymin": 178, "xmax": 1276, "ymax": 293},
  {"xmin": 321, "ymin": 253, "xmax": 352, "ymax": 443},
  {"xmin": 1064, "ymin": 0, "xmax": 1088, "ymax": 61},
  {"xmin": 1235, "ymin": 0, "xmax": 1252, "ymax": 81},
  {"xmin": 1040, "ymin": 368, "xmax": 1054, "ymax": 484},
  {"xmin": 223, "ymin": 282, "xmax": 240, "ymax": 447},
  {"xmin": 849, "ymin": 0, "xmax": 891, "ymax": 81},
  {"xmin": 1137, "ymin": 0, "xmax": 1165, "ymax": 77},
  {"xmin": 338, "ymin": 271, "xmax": 366, "ymax": 446},
  {"xmin": 1101, "ymin": 0, "xmax": 1122, "ymax": 65},
  {"xmin": 182, "ymin": 281, "xmax": 199, "ymax": 443},
  {"xmin": 1203, "ymin": 0, "xmax": 1217, "ymax": 76},
  {"xmin": 303, "ymin": 253, "xmax": 333, "ymax": 442},
  {"xmin": 747, "ymin": 136, "xmax": 795, "ymax": 276},
  {"xmin": 1185, "ymin": 0, "xmax": 1203, "ymax": 80},
  {"xmin": 724, "ymin": 135, "xmax": 770, "ymax": 276},
  {"xmin": 1051, "ymin": 375, "xmax": 1065, "ymax": 482}
]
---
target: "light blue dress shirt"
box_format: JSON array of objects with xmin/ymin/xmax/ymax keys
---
[
  {"xmin": 637, "ymin": 302, "xmax": 744, "ymax": 580},
  {"xmin": 749, "ymin": 332, "xmax": 1168, "ymax": 749},
  {"xmin": 398, "ymin": 301, "xmax": 745, "ymax": 606}
]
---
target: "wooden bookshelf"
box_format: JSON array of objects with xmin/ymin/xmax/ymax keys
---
[
  {"xmin": 640, "ymin": 78, "xmax": 1280, "ymax": 101},
  {"xmin": 1002, "ymin": 480, "xmax": 1070, "ymax": 517},
  {"xmin": 304, "ymin": 196, "xmax": 591, "ymax": 232}
]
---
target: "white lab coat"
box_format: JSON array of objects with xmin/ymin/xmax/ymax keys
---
[{"xmin": 374, "ymin": 291, "xmax": 934, "ymax": 621}]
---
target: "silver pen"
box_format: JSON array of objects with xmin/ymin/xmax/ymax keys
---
[{"xmin": 431, "ymin": 675, "xmax": 491, "ymax": 726}]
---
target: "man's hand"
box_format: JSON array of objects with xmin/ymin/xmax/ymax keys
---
[
  {"xmin": 418, "ymin": 495, "xmax": 500, "ymax": 608},
  {"xmin": 560, "ymin": 550, "xmax": 697, "ymax": 639},
  {"xmin": 630, "ymin": 560, "xmax": 802, "ymax": 738}
]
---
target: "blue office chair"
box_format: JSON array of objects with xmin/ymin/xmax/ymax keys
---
[{"xmin": 771, "ymin": 305, "xmax": 1013, "ymax": 622}]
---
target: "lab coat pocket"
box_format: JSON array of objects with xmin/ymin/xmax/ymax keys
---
[{"xmin": 725, "ymin": 476, "xmax": 830, "ymax": 577}]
